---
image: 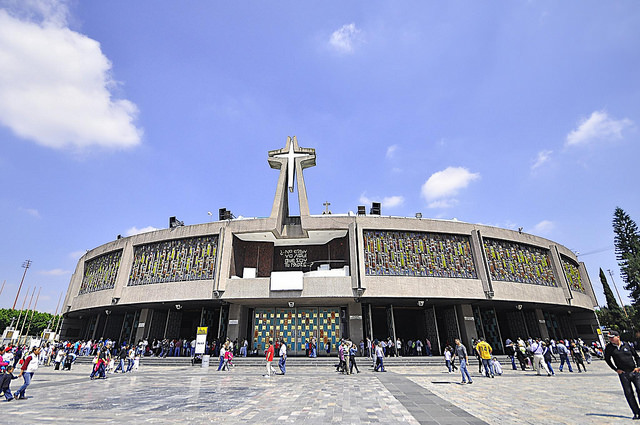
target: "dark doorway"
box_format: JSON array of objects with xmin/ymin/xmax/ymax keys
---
[
  {"xmin": 393, "ymin": 307, "xmax": 427, "ymax": 342},
  {"xmin": 179, "ymin": 309, "xmax": 203, "ymax": 339},
  {"xmin": 371, "ymin": 306, "xmax": 389, "ymax": 341},
  {"xmin": 435, "ymin": 306, "xmax": 460, "ymax": 353}
]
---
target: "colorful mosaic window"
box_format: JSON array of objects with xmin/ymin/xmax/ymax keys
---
[
  {"xmin": 128, "ymin": 235, "xmax": 218, "ymax": 286},
  {"xmin": 79, "ymin": 250, "xmax": 122, "ymax": 295},
  {"xmin": 561, "ymin": 256, "xmax": 585, "ymax": 293},
  {"xmin": 363, "ymin": 230, "xmax": 477, "ymax": 278},
  {"xmin": 483, "ymin": 238, "xmax": 556, "ymax": 287},
  {"xmin": 253, "ymin": 307, "xmax": 340, "ymax": 354}
]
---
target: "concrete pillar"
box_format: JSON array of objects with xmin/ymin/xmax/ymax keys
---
[
  {"xmin": 455, "ymin": 304, "xmax": 478, "ymax": 349},
  {"xmin": 134, "ymin": 308, "xmax": 152, "ymax": 342},
  {"xmin": 535, "ymin": 308, "xmax": 550, "ymax": 340},
  {"xmin": 226, "ymin": 303, "xmax": 242, "ymax": 341},
  {"xmin": 549, "ymin": 245, "xmax": 572, "ymax": 301},
  {"xmin": 387, "ymin": 305, "xmax": 397, "ymax": 349},
  {"xmin": 347, "ymin": 302, "xmax": 364, "ymax": 344},
  {"xmin": 470, "ymin": 230, "xmax": 492, "ymax": 294}
]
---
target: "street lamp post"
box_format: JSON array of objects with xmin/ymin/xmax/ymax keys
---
[
  {"xmin": 608, "ymin": 269, "xmax": 629, "ymax": 318},
  {"xmin": 12, "ymin": 260, "xmax": 32, "ymax": 310}
]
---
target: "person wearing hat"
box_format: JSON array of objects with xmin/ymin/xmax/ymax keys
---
[{"xmin": 605, "ymin": 330, "xmax": 640, "ymax": 420}]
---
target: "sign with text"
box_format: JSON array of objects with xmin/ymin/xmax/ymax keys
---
[{"xmin": 195, "ymin": 327, "xmax": 208, "ymax": 354}]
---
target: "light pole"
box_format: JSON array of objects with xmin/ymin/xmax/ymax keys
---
[
  {"xmin": 12, "ymin": 260, "xmax": 32, "ymax": 310},
  {"xmin": 608, "ymin": 269, "xmax": 629, "ymax": 318}
]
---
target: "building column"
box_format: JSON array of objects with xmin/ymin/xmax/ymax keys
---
[
  {"xmin": 347, "ymin": 302, "xmax": 364, "ymax": 344},
  {"xmin": 386, "ymin": 305, "xmax": 397, "ymax": 350},
  {"xmin": 456, "ymin": 304, "xmax": 478, "ymax": 349},
  {"xmin": 534, "ymin": 308, "xmax": 550, "ymax": 340},
  {"xmin": 226, "ymin": 303, "xmax": 242, "ymax": 341},
  {"xmin": 134, "ymin": 308, "xmax": 152, "ymax": 342}
]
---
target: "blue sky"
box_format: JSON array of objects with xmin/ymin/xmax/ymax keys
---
[{"xmin": 1, "ymin": 0, "xmax": 638, "ymax": 313}]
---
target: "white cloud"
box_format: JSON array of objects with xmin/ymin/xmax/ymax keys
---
[
  {"xmin": 39, "ymin": 268, "xmax": 70, "ymax": 276},
  {"xmin": 329, "ymin": 23, "xmax": 362, "ymax": 54},
  {"xmin": 382, "ymin": 196, "xmax": 404, "ymax": 208},
  {"xmin": 0, "ymin": 2, "xmax": 142, "ymax": 150},
  {"xmin": 421, "ymin": 166, "xmax": 480, "ymax": 208},
  {"xmin": 20, "ymin": 207, "xmax": 41, "ymax": 218},
  {"xmin": 427, "ymin": 199, "xmax": 458, "ymax": 209},
  {"xmin": 566, "ymin": 110, "xmax": 632, "ymax": 147},
  {"xmin": 530, "ymin": 220, "xmax": 555, "ymax": 235},
  {"xmin": 359, "ymin": 193, "xmax": 405, "ymax": 210},
  {"xmin": 531, "ymin": 150, "xmax": 552, "ymax": 170},
  {"xmin": 68, "ymin": 250, "xmax": 86, "ymax": 260},
  {"xmin": 125, "ymin": 225, "xmax": 159, "ymax": 236},
  {"xmin": 386, "ymin": 144, "xmax": 398, "ymax": 159}
]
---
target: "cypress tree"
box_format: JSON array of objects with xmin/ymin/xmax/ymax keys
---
[
  {"xmin": 600, "ymin": 268, "xmax": 620, "ymax": 310},
  {"xmin": 613, "ymin": 207, "xmax": 640, "ymax": 305}
]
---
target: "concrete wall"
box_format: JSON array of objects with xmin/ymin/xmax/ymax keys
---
[{"xmin": 63, "ymin": 215, "xmax": 597, "ymax": 317}]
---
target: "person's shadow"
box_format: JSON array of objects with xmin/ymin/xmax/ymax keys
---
[{"xmin": 585, "ymin": 413, "xmax": 632, "ymax": 419}]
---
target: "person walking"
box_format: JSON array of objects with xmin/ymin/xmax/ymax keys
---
[
  {"xmin": 605, "ymin": 331, "xmax": 640, "ymax": 420},
  {"xmin": 374, "ymin": 342, "xmax": 386, "ymax": 372},
  {"xmin": 529, "ymin": 338, "xmax": 551, "ymax": 376},
  {"xmin": 454, "ymin": 339, "xmax": 473, "ymax": 384},
  {"xmin": 505, "ymin": 339, "xmax": 517, "ymax": 370},
  {"xmin": 14, "ymin": 347, "xmax": 41, "ymax": 400},
  {"xmin": 349, "ymin": 341, "xmax": 360, "ymax": 374},
  {"xmin": 114, "ymin": 345, "xmax": 128, "ymax": 374},
  {"xmin": 444, "ymin": 346, "xmax": 453, "ymax": 373},
  {"xmin": 264, "ymin": 340, "xmax": 274, "ymax": 377},
  {"xmin": 475, "ymin": 338, "xmax": 494, "ymax": 378},
  {"xmin": 542, "ymin": 341, "xmax": 556, "ymax": 375},
  {"xmin": 217, "ymin": 343, "xmax": 227, "ymax": 371},
  {"xmin": 571, "ymin": 342, "xmax": 587, "ymax": 373},
  {"xmin": 278, "ymin": 339, "xmax": 287, "ymax": 375},
  {"xmin": 557, "ymin": 340, "xmax": 574, "ymax": 372}
]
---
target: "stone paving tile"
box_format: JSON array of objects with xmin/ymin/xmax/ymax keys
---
[
  {"xmin": 5, "ymin": 360, "xmax": 629, "ymax": 424},
  {"xmin": 376, "ymin": 371, "xmax": 485, "ymax": 425},
  {"xmin": 2, "ymin": 365, "xmax": 423, "ymax": 424},
  {"xmin": 392, "ymin": 360, "xmax": 635, "ymax": 424}
]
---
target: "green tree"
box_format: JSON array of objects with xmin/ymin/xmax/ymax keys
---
[
  {"xmin": 613, "ymin": 207, "xmax": 640, "ymax": 305},
  {"xmin": 596, "ymin": 305, "xmax": 636, "ymax": 336},
  {"xmin": 0, "ymin": 308, "xmax": 60, "ymax": 337},
  {"xmin": 600, "ymin": 268, "xmax": 621, "ymax": 310}
]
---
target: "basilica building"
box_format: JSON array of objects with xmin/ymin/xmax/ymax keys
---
[{"xmin": 61, "ymin": 136, "xmax": 599, "ymax": 354}]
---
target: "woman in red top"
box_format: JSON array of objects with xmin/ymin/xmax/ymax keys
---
[{"xmin": 264, "ymin": 341, "xmax": 274, "ymax": 377}]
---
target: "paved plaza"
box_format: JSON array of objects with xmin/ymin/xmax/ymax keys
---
[{"xmin": 3, "ymin": 359, "xmax": 636, "ymax": 424}]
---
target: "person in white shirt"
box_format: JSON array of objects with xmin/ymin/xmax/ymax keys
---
[
  {"xmin": 278, "ymin": 340, "xmax": 287, "ymax": 375},
  {"xmin": 374, "ymin": 342, "xmax": 386, "ymax": 372}
]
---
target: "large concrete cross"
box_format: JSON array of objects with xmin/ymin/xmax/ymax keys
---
[
  {"xmin": 270, "ymin": 137, "xmax": 316, "ymax": 192},
  {"xmin": 268, "ymin": 136, "xmax": 316, "ymax": 227}
]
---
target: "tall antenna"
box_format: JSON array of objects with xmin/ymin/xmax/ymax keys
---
[{"xmin": 12, "ymin": 259, "xmax": 32, "ymax": 310}]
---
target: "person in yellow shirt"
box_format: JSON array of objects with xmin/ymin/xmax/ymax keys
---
[{"xmin": 475, "ymin": 338, "xmax": 494, "ymax": 378}]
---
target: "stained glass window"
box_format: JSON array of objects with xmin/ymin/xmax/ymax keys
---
[
  {"xmin": 483, "ymin": 238, "xmax": 556, "ymax": 287},
  {"xmin": 128, "ymin": 235, "xmax": 218, "ymax": 286},
  {"xmin": 79, "ymin": 250, "xmax": 123, "ymax": 295},
  {"xmin": 363, "ymin": 230, "xmax": 477, "ymax": 278}
]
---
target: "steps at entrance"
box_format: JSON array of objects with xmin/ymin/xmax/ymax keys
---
[{"xmin": 74, "ymin": 355, "xmax": 511, "ymax": 368}]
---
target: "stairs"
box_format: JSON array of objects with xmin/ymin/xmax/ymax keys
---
[{"xmin": 74, "ymin": 355, "xmax": 511, "ymax": 368}]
